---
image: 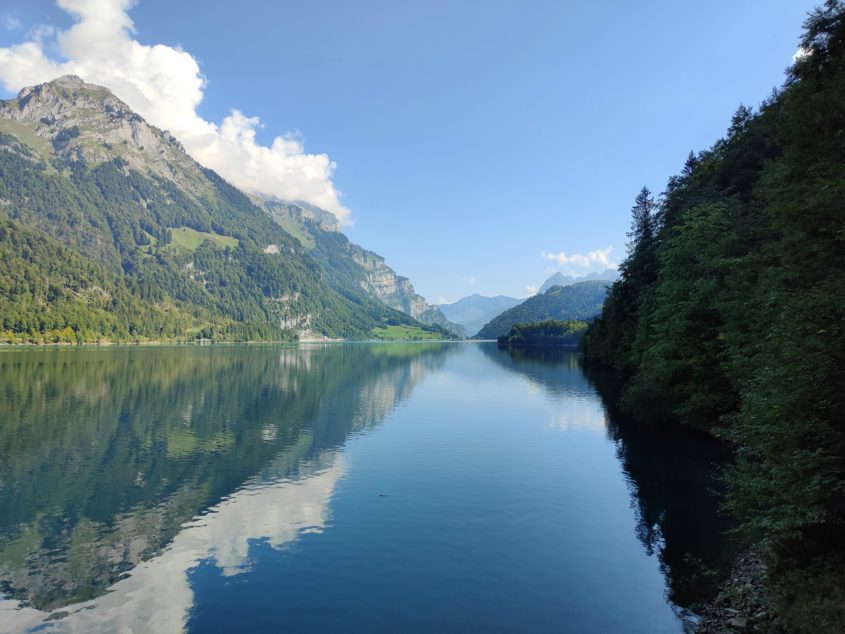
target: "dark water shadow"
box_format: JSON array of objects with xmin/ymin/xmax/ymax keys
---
[{"xmin": 483, "ymin": 344, "xmax": 737, "ymax": 615}]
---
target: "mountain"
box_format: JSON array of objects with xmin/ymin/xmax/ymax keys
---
[
  {"xmin": 264, "ymin": 200, "xmax": 466, "ymax": 337},
  {"xmin": 439, "ymin": 294, "xmax": 521, "ymax": 337},
  {"xmin": 0, "ymin": 76, "xmax": 444, "ymax": 342},
  {"xmin": 538, "ymin": 269, "xmax": 618, "ymax": 294},
  {"xmin": 475, "ymin": 280, "xmax": 610, "ymax": 339}
]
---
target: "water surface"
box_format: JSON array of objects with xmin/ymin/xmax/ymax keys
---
[{"xmin": 0, "ymin": 343, "xmax": 730, "ymax": 633}]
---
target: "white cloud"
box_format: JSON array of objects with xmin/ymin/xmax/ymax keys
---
[
  {"xmin": 792, "ymin": 46, "xmax": 811, "ymax": 63},
  {"xmin": 0, "ymin": 0, "xmax": 350, "ymax": 223},
  {"xmin": 541, "ymin": 246, "xmax": 617, "ymax": 271},
  {"xmin": 524, "ymin": 285, "xmax": 538, "ymax": 296},
  {"xmin": 2, "ymin": 15, "xmax": 22, "ymax": 31},
  {"xmin": 0, "ymin": 452, "xmax": 346, "ymax": 633},
  {"xmin": 466, "ymin": 275, "xmax": 478, "ymax": 286}
]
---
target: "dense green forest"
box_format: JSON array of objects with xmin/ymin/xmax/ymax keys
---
[
  {"xmin": 582, "ymin": 2, "xmax": 845, "ymax": 629},
  {"xmin": 475, "ymin": 280, "xmax": 608, "ymax": 340},
  {"xmin": 497, "ymin": 320, "xmax": 587, "ymax": 346},
  {"xmin": 0, "ymin": 88, "xmax": 435, "ymax": 342}
]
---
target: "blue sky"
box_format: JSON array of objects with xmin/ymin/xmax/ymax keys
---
[{"xmin": 0, "ymin": 1, "xmax": 818, "ymax": 302}]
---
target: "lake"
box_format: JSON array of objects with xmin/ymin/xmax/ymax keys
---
[{"xmin": 0, "ymin": 343, "xmax": 731, "ymax": 633}]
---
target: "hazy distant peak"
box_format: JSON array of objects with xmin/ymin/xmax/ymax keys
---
[
  {"xmin": 439, "ymin": 293, "xmax": 522, "ymax": 336},
  {"xmin": 538, "ymin": 269, "xmax": 618, "ymax": 294}
]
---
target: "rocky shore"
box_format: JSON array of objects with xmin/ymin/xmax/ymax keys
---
[{"xmin": 696, "ymin": 544, "xmax": 785, "ymax": 633}]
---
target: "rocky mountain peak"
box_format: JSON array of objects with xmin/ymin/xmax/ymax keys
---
[
  {"xmin": 13, "ymin": 75, "xmax": 139, "ymax": 131},
  {"xmin": 0, "ymin": 75, "xmax": 207, "ymax": 194}
]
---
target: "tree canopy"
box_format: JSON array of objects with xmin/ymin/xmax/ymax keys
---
[{"xmin": 582, "ymin": 2, "xmax": 845, "ymax": 628}]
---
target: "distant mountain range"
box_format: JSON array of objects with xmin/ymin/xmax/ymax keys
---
[
  {"xmin": 474, "ymin": 280, "xmax": 611, "ymax": 340},
  {"xmin": 438, "ymin": 294, "xmax": 521, "ymax": 337},
  {"xmin": 0, "ymin": 76, "xmax": 457, "ymax": 342},
  {"xmin": 538, "ymin": 269, "xmax": 618, "ymax": 294},
  {"xmin": 440, "ymin": 269, "xmax": 618, "ymax": 337}
]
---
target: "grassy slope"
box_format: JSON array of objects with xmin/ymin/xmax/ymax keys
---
[
  {"xmin": 168, "ymin": 227, "xmax": 239, "ymax": 253},
  {"xmin": 371, "ymin": 325, "xmax": 449, "ymax": 341}
]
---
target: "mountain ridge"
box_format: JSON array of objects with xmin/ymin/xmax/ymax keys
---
[
  {"xmin": 538, "ymin": 269, "xmax": 618, "ymax": 294},
  {"xmin": 475, "ymin": 280, "xmax": 611, "ymax": 340},
  {"xmin": 0, "ymin": 76, "xmax": 449, "ymax": 342}
]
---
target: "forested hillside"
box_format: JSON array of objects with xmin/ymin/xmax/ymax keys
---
[
  {"xmin": 475, "ymin": 280, "xmax": 608, "ymax": 340},
  {"xmin": 583, "ymin": 2, "xmax": 845, "ymax": 629},
  {"xmin": 0, "ymin": 76, "xmax": 432, "ymax": 342}
]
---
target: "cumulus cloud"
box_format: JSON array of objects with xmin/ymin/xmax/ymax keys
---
[
  {"xmin": 541, "ymin": 246, "xmax": 617, "ymax": 271},
  {"xmin": 523, "ymin": 285, "xmax": 538, "ymax": 297},
  {"xmin": 0, "ymin": 0, "xmax": 350, "ymax": 223}
]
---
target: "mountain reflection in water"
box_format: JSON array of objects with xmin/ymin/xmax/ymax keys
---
[{"xmin": 0, "ymin": 344, "xmax": 732, "ymax": 633}]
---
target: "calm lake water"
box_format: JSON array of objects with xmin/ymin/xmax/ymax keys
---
[{"xmin": 0, "ymin": 343, "xmax": 731, "ymax": 633}]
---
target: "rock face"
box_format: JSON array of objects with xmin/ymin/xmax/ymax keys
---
[
  {"xmin": 263, "ymin": 199, "xmax": 340, "ymax": 233},
  {"xmin": 353, "ymin": 252, "xmax": 462, "ymax": 334},
  {"xmin": 266, "ymin": 201, "xmax": 465, "ymax": 337},
  {"xmin": 351, "ymin": 250, "xmax": 427, "ymax": 316}
]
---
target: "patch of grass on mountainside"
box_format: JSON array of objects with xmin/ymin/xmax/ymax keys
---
[
  {"xmin": 276, "ymin": 216, "xmax": 316, "ymax": 249},
  {"xmin": 0, "ymin": 119, "xmax": 57, "ymax": 171},
  {"xmin": 167, "ymin": 227, "xmax": 239, "ymax": 253},
  {"xmin": 371, "ymin": 325, "xmax": 445, "ymax": 341}
]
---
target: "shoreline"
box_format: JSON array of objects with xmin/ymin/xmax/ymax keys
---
[
  {"xmin": 0, "ymin": 338, "xmax": 477, "ymax": 348},
  {"xmin": 696, "ymin": 544, "xmax": 785, "ymax": 633}
]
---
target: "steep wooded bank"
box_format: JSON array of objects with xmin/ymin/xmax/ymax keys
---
[{"xmin": 583, "ymin": 3, "xmax": 845, "ymax": 630}]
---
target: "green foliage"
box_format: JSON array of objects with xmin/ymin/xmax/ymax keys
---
[
  {"xmin": 371, "ymin": 324, "xmax": 451, "ymax": 341},
  {"xmin": 167, "ymin": 226, "xmax": 238, "ymax": 252},
  {"xmin": 274, "ymin": 215, "xmax": 316, "ymax": 249},
  {"xmin": 581, "ymin": 188, "xmax": 658, "ymax": 371},
  {"xmin": 497, "ymin": 320, "xmax": 587, "ymax": 346},
  {"xmin": 582, "ymin": 2, "xmax": 845, "ymax": 628},
  {"xmin": 476, "ymin": 280, "xmax": 609, "ymax": 340}
]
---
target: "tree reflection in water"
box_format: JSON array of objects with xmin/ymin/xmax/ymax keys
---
[{"xmin": 485, "ymin": 345, "xmax": 736, "ymax": 614}]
